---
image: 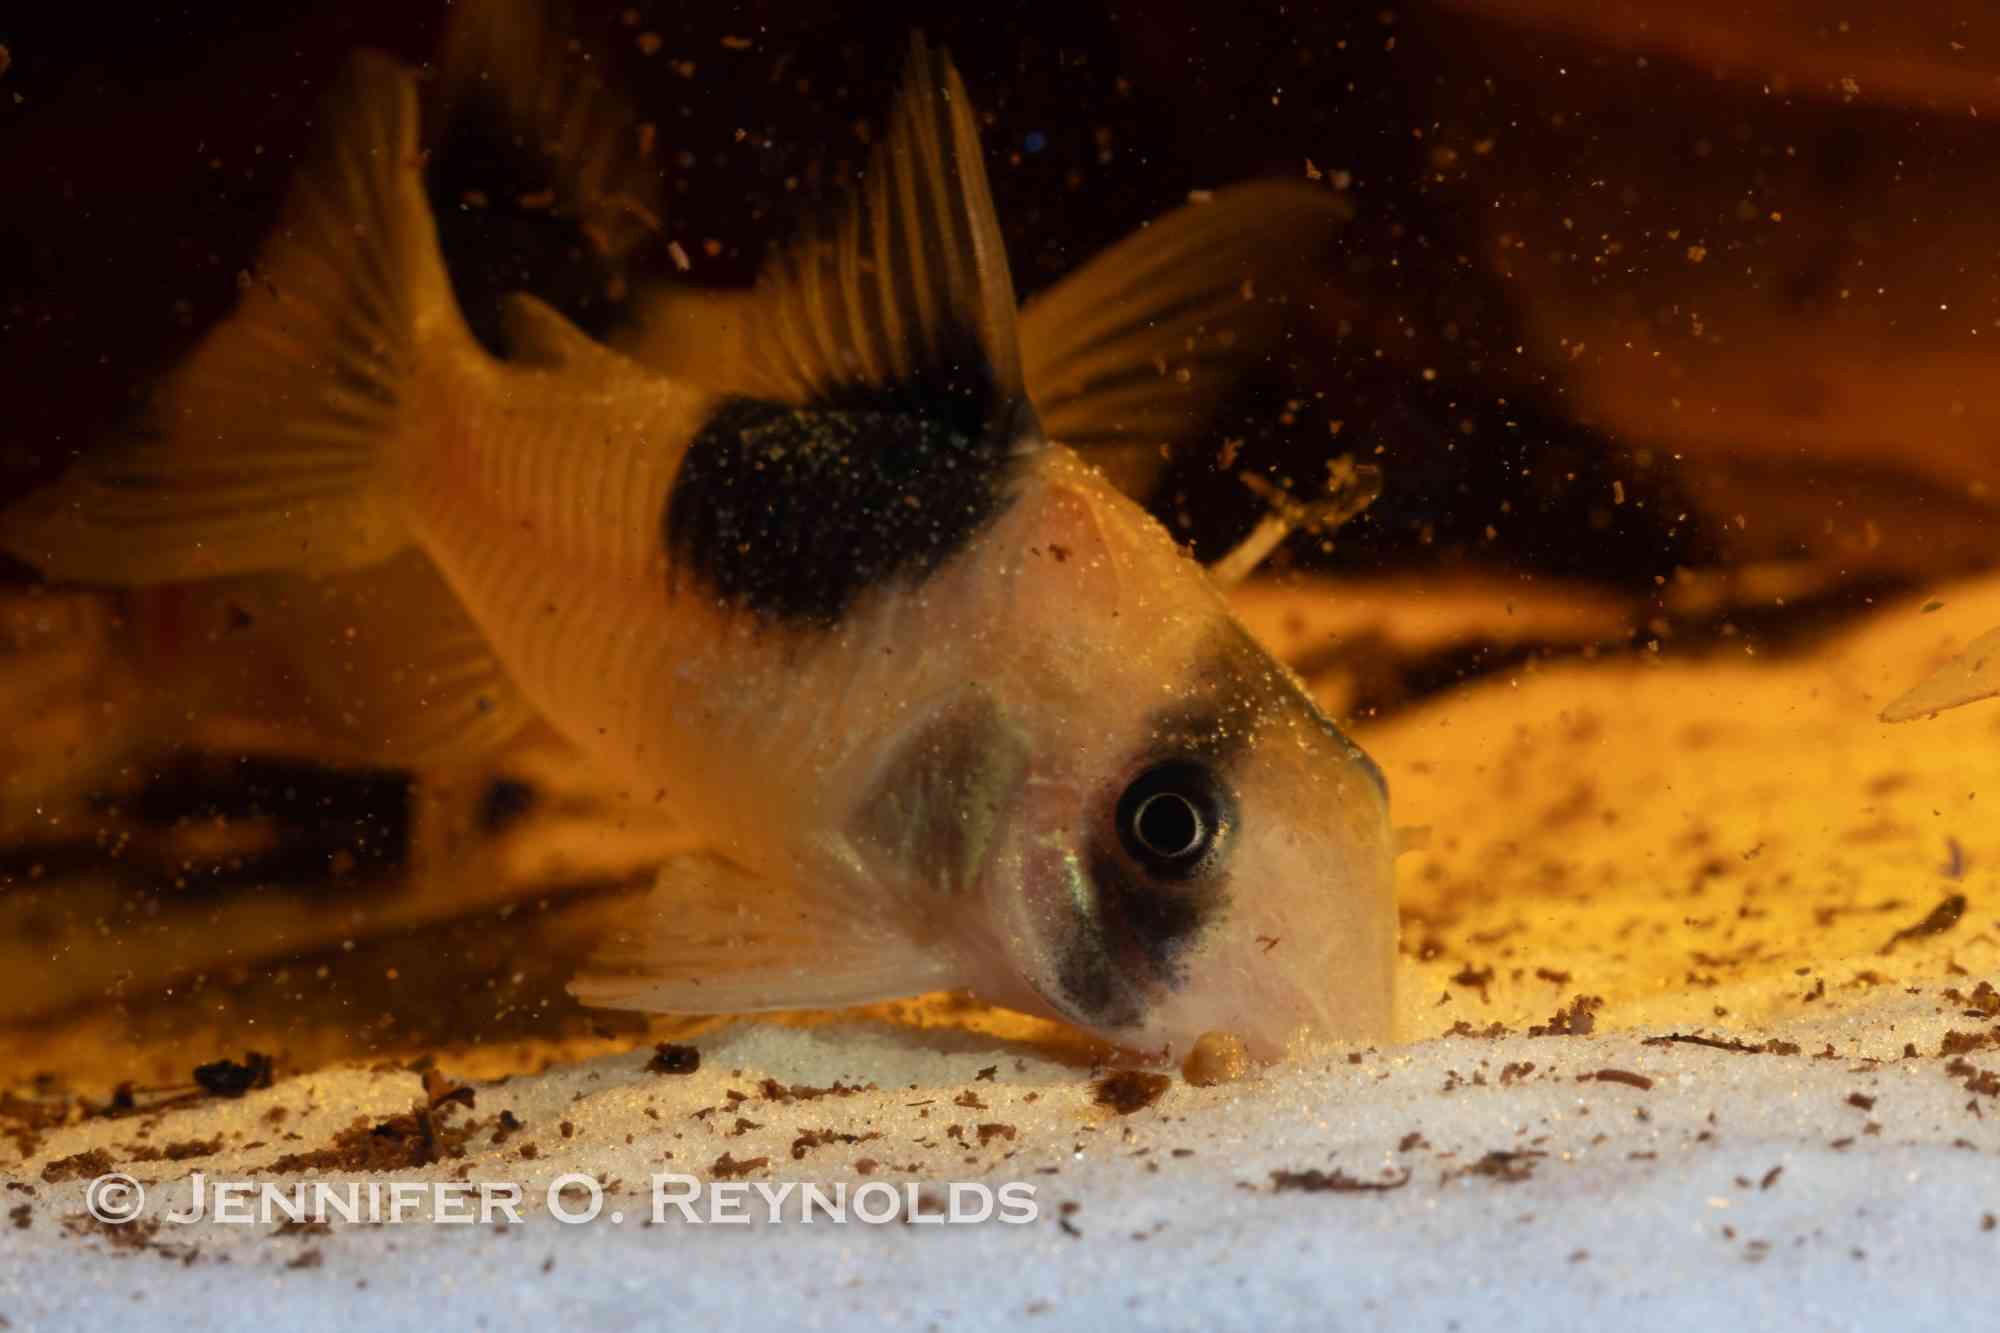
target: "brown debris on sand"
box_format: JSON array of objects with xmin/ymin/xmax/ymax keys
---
[{"xmin": 1092, "ymin": 1070, "xmax": 1171, "ymax": 1115}]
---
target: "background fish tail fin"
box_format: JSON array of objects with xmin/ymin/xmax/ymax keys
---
[
  {"xmin": 0, "ymin": 590, "xmax": 148, "ymax": 839},
  {"xmin": 2, "ymin": 51, "xmax": 471, "ymax": 585},
  {"xmin": 1880, "ymin": 623, "xmax": 2000, "ymax": 721}
]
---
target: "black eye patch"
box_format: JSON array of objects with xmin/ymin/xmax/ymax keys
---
[
  {"xmin": 1058, "ymin": 756, "xmax": 1236, "ymax": 1005},
  {"xmin": 1090, "ymin": 845, "xmax": 1217, "ymax": 973}
]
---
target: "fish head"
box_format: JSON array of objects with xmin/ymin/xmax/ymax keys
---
[{"xmin": 953, "ymin": 453, "xmax": 1398, "ymax": 1062}]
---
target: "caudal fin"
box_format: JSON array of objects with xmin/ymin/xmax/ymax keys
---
[{"xmin": 2, "ymin": 52, "xmax": 470, "ymax": 585}]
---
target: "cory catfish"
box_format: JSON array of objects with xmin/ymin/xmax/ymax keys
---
[{"xmin": 3, "ymin": 20, "xmax": 1396, "ymax": 1061}]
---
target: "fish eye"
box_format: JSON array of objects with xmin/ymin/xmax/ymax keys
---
[
  {"xmin": 1116, "ymin": 761, "xmax": 1230, "ymax": 877},
  {"xmin": 1134, "ymin": 791, "xmax": 1203, "ymax": 858}
]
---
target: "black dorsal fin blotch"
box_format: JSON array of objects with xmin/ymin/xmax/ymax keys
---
[
  {"xmin": 807, "ymin": 319, "xmax": 1023, "ymax": 445},
  {"xmin": 665, "ymin": 374, "xmax": 1024, "ymax": 627},
  {"xmin": 662, "ymin": 36, "xmax": 1035, "ymax": 627}
]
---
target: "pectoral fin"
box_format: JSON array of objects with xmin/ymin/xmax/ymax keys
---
[{"xmin": 570, "ymin": 855, "xmax": 955, "ymax": 1015}]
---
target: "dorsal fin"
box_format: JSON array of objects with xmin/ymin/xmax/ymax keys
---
[{"xmin": 748, "ymin": 35, "xmax": 1031, "ymax": 436}]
